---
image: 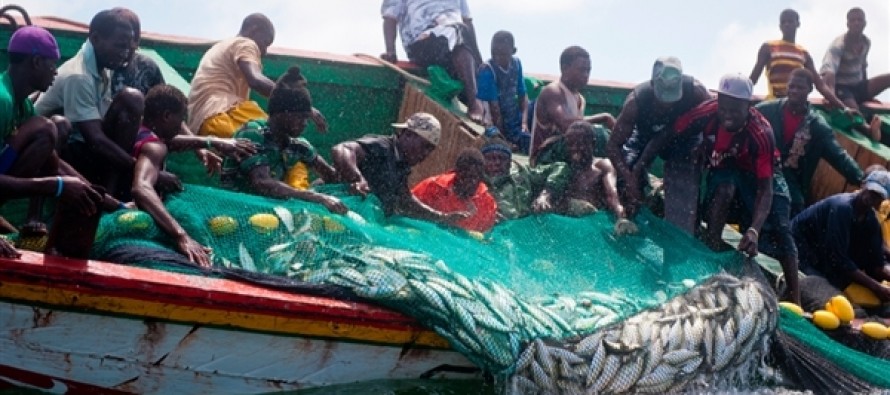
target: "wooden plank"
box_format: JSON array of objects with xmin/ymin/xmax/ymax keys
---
[{"xmin": 0, "ymin": 302, "xmax": 476, "ymax": 394}]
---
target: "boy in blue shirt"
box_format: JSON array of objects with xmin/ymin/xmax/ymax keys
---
[{"xmin": 477, "ymin": 31, "xmax": 530, "ymax": 154}]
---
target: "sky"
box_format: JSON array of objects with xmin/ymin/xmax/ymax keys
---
[{"xmin": 14, "ymin": 0, "xmax": 890, "ymax": 100}]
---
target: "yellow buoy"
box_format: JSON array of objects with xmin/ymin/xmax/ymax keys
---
[
  {"xmin": 778, "ymin": 302, "xmax": 804, "ymax": 316},
  {"xmin": 828, "ymin": 295, "xmax": 856, "ymax": 323},
  {"xmin": 812, "ymin": 310, "xmax": 841, "ymax": 330},
  {"xmin": 208, "ymin": 216, "xmax": 238, "ymax": 236},
  {"xmin": 844, "ymin": 283, "xmax": 881, "ymax": 308},
  {"xmin": 860, "ymin": 322, "xmax": 889, "ymax": 340},
  {"xmin": 322, "ymin": 216, "xmax": 345, "ymax": 233},
  {"xmin": 116, "ymin": 211, "xmax": 152, "ymax": 231},
  {"xmin": 249, "ymin": 213, "xmax": 279, "ymax": 234}
]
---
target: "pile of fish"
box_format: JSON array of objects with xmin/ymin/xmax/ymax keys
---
[
  {"xmin": 509, "ymin": 274, "xmax": 778, "ymax": 394},
  {"xmin": 227, "ymin": 207, "xmax": 778, "ymax": 391}
]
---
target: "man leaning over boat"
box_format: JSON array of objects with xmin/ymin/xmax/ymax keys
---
[{"xmin": 332, "ymin": 112, "xmax": 471, "ymax": 226}]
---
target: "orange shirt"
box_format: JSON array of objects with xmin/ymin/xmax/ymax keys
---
[{"xmin": 412, "ymin": 172, "xmax": 497, "ymax": 232}]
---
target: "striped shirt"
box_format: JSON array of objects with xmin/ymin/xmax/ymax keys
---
[
  {"xmin": 674, "ymin": 100, "xmax": 778, "ymax": 179},
  {"xmin": 765, "ymin": 40, "xmax": 808, "ymax": 98}
]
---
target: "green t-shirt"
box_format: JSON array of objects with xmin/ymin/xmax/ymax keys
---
[
  {"xmin": 221, "ymin": 119, "xmax": 318, "ymax": 192},
  {"xmin": 0, "ymin": 71, "xmax": 36, "ymax": 142},
  {"xmin": 486, "ymin": 162, "xmax": 570, "ymax": 220}
]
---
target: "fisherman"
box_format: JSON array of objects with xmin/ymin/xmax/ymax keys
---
[
  {"xmin": 635, "ymin": 74, "xmax": 800, "ymax": 304},
  {"xmin": 755, "ymin": 68, "xmax": 863, "ymax": 215},
  {"xmin": 332, "ymin": 112, "xmax": 470, "ymax": 225},
  {"xmin": 530, "ymin": 46, "xmax": 614, "ymax": 165},
  {"xmin": 749, "ymin": 8, "xmax": 850, "ymax": 110},
  {"xmin": 481, "ymin": 138, "xmax": 569, "ymax": 221},
  {"xmin": 128, "ymin": 85, "xmax": 214, "ymax": 267},
  {"xmin": 220, "ymin": 67, "xmax": 347, "ymax": 214},
  {"xmin": 820, "ymin": 7, "xmax": 890, "ymax": 137},
  {"xmin": 792, "ymin": 170, "xmax": 890, "ymax": 316},
  {"xmin": 412, "ymin": 147, "xmax": 497, "ymax": 232},
  {"xmin": 111, "ymin": 8, "xmax": 242, "ymax": 175},
  {"xmin": 607, "ymin": 56, "xmax": 711, "ymax": 231},
  {"xmin": 558, "ymin": 121, "xmax": 636, "ymax": 234},
  {"xmin": 476, "ymin": 31, "xmax": 530, "ymax": 153},
  {"xmin": 34, "ymin": 8, "xmax": 180, "ymax": 202},
  {"xmin": 381, "ymin": 0, "xmax": 485, "ymax": 123},
  {"xmin": 188, "ymin": 13, "xmax": 326, "ymax": 189},
  {"xmin": 110, "ymin": 7, "xmax": 162, "ymax": 97},
  {"xmin": 0, "ymin": 26, "xmax": 103, "ymax": 254}
]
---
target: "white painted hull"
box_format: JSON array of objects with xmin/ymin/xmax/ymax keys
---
[{"xmin": 0, "ymin": 301, "xmax": 478, "ymax": 394}]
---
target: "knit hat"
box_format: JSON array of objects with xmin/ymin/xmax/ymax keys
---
[{"xmin": 8, "ymin": 26, "xmax": 60, "ymax": 60}]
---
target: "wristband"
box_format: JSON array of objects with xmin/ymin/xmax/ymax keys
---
[
  {"xmin": 746, "ymin": 227, "xmax": 759, "ymax": 238},
  {"xmin": 55, "ymin": 176, "xmax": 63, "ymax": 197},
  {"xmin": 118, "ymin": 202, "xmax": 128, "ymax": 211},
  {"xmin": 206, "ymin": 137, "xmax": 213, "ymax": 150}
]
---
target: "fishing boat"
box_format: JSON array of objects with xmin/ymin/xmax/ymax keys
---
[{"xmin": 3, "ymin": 5, "xmax": 890, "ymax": 394}]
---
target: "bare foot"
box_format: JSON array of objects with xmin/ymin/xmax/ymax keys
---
[{"xmin": 467, "ymin": 99, "xmax": 484, "ymax": 124}]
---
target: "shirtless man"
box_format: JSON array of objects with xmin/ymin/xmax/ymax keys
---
[
  {"xmin": 560, "ymin": 121, "xmax": 636, "ymax": 234},
  {"xmin": 530, "ymin": 46, "xmax": 614, "ymax": 165}
]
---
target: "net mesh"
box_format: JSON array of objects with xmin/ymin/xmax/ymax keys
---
[{"xmin": 91, "ymin": 184, "xmax": 746, "ymax": 373}]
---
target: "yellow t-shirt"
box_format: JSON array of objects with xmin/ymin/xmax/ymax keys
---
[{"xmin": 187, "ymin": 37, "xmax": 262, "ymax": 133}]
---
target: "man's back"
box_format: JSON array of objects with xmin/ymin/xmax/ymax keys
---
[{"xmin": 187, "ymin": 37, "xmax": 261, "ymax": 132}]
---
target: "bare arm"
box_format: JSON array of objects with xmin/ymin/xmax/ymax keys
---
[
  {"xmin": 237, "ymin": 60, "xmax": 275, "ymax": 97},
  {"xmin": 749, "ymin": 177, "xmax": 773, "ymax": 234},
  {"xmin": 805, "ymin": 53, "xmax": 847, "ymax": 109},
  {"xmin": 331, "ymin": 141, "xmax": 370, "ymax": 196},
  {"xmin": 584, "ymin": 113, "xmax": 616, "ymax": 130},
  {"xmin": 606, "ymin": 92, "xmax": 639, "ymax": 178},
  {"xmin": 520, "ymin": 94, "xmax": 529, "ymax": 131},
  {"xmin": 381, "ymin": 16, "xmax": 398, "ymax": 62},
  {"xmin": 851, "ymin": 269, "xmax": 890, "ymax": 302},
  {"xmin": 749, "ymin": 43, "xmax": 770, "ymax": 85},
  {"xmin": 489, "ymin": 101, "xmax": 503, "ymax": 131},
  {"xmin": 131, "ymin": 142, "xmax": 210, "ymax": 267},
  {"xmin": 308, "ymin": 155, "xmax": 339, "ymax": 183},
  {"xmin": 246, "ymin": 165, "xmax": 347, "ymax": 214},
  {"xmin": 596, "ymin": 159, "xmax": 625, "ymax": 219},
  {"xmin": 76, "ymin": 120, "xmax": 135, "ymax": 169}
]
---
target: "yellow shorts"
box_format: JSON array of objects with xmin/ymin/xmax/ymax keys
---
[
  {"xmin": 198, "ymin": 101, "xmax": 268, "ymax": 138},
  {"xmin": 285, "ymin": 162, "xmax": 310, "ymax": 190}
]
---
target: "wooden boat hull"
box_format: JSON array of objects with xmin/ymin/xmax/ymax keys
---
[{"xmin": 0, "ymin": 252, "xmax": 478, "ymax": 394}]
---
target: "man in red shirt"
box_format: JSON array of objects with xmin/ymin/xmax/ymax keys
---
[
  {"xmin": 635, "ymin": 73, "xmax": 800, "ymax": 304},
  {"xmin": 412, "ymin": 147, "xmax": 497, "ymax": 232}
]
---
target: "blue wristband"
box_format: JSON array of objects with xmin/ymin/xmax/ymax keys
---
[
  {"xmin": 55, "ymin": 176, "xmax": 63, "ymax": 197},
  {"xmin": 118, "ymin": 202, "xmax": 128, "ymax": 211}
]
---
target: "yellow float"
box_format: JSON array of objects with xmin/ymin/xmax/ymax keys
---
[{"xmin": 249, "ymin": 213, "xmax": 280, "ymax": 234}]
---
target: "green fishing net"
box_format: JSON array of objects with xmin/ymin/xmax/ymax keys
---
[{"xmin": 91, "ymin": 184, "xmax": 744, "ymax": 373}]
